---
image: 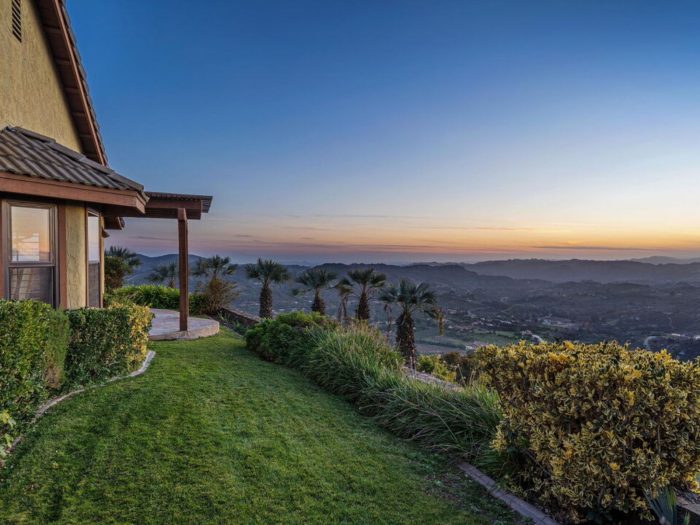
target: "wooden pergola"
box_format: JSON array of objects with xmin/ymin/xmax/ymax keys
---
[{"xmin": 104, "ymin": 192, "xmax": 212, "ymax": 331}]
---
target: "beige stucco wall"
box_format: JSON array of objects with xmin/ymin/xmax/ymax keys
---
[
  {"xmin": 65, "ymin": 204, "xmax": 86, "ymax": 308},
  {"xmin": 0, "ymin": 0, "xmax": 82, "ymax": 151}
]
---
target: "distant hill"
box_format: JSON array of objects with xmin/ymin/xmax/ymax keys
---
[{"xmin": 464, "ymin": 259, "xmax": 700, "ymax": 284}]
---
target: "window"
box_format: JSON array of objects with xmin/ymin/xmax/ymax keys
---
[
  {"xmin": 87, "ymin": 212, "xmax": 101, "ymax": 307},
  {"xmin": 11, "ymin": 0, "xmax": 21, "ymax": 42},
  {"xmin": 7, "ymin": 203, "xmax": 56, "ymax": 305}
]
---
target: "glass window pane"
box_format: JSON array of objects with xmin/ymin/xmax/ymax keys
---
[
  {"xmin": 87, "ymin": 215, "xmax": 100, "ymax": 263},
  {"xmin": 10, "ymin": 267, "xmax": 54, "ymax": 304},
  {"xmin": 11, "ymin": 206, "xmax": 52, "ymax": 262},
  {"xmin": 88, "ymin": 263, "xmax": 100, "ymax": 307}
]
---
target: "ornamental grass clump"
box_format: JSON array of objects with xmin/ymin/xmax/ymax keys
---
[{"xmin": 476, "ymin": 341, "xmax": 700, "ymax": 523}]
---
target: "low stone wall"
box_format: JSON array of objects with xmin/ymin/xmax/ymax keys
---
[{"xmin": 218, "ymin": 307, "xmax": 260, "ymax": 329}]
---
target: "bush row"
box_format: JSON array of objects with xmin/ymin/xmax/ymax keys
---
[
  {"xmin": 106, "ymin": 285, "xmax": 208, "ymax": 314},
  {"xmin": 246, "ymin": 313, "xmax": 502, "ymax": 461},
  {"xmin": 247, "ymin": 312, "xmax": 700, "ymax": 523},
  {"xmin": 0, "ymin": 300, "xmax": 152, "ymax": 463}
]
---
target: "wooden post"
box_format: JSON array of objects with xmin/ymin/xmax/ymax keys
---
[{"xmin": 178, "ymin": 208, "xmax": 189, "ymax": 331}]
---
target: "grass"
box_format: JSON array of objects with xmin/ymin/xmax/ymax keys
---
[{"xmin": 0, "ymin": 329, "xmax": 521, "ymax": 524}]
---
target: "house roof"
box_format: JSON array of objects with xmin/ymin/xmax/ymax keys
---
[
  {"xmin": 34, "ymin": 0, "xmax": 107, "ymax": 165},
  {"xmin": 0, "ymin": 127, "xmax": 142, "ymax": 192},
  {"xmin": 147, "ymin": 192, "xmax": 213, "ymax": 214}
]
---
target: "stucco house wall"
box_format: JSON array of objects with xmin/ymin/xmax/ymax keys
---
[
  {"xmin": 64, "ymin": 204, "xmax": 86, "ymax": 309},
  {"xmin": 0, "ymin": 0, "xmax": 82, "ymax": 151}
]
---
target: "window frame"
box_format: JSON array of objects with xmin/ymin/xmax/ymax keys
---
[
  {"xmin": 3, "ymin": 200, "xmax": 58, "ymax": 306},
  {"xmin": 86, "ymin": 209, "xmax": 102, "ymax": 308}
]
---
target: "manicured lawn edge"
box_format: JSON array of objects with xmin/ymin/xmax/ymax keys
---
[{"xmin": 7, "ymin": 350, "xmax": 156, "ymax": 454}]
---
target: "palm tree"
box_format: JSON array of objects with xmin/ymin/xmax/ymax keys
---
[
  {"xmin": 245, "ymin": 258, "xmax": 290, "ymax": 318},
  {"xmin": 105, "ymin": 246, "xmax": 141, "ymax": 270},
  {"xmin": 348, "ymin": 268, "xmax": 386, "ymax": 321},
  {"xmin": 380, "ymin": 280, "xmax": 438, "ymax": 370},
  {"xmin": 104, "ymin": 246, "xmax": 141, "ymax": 291},
  {"xmin": 295, "ymin": 268, "xmax": 336, "ymax": 315},
  {"xmin": 193, "ymin": 255, "xmax": 237, "ymax": 281},
  {"xmin": 149, "ymin": 262, "xmax": 178, "ymax": 288},
  {"xmin": 334, "ymin": 277, "xmax": 353, "ymax": 323},
  {"xmin": 193, "ymin": 255, "xmax": 238, "ymax": 313}
]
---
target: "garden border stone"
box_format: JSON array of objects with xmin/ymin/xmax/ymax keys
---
[{"xmin": 458, "ymin": 462, "xmax": 560, "ymax": 525}]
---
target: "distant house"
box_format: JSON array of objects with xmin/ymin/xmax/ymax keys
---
[{"xmin": 0, "ymin": 0, "xmax": 209, "ymax": 329}]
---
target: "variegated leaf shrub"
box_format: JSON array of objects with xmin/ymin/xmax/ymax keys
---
[{"xmin": 477, "ymin": 341, "xmax": 700, "ymax": 522}]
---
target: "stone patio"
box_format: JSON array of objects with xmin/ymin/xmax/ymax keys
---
[{"xmin": 148, "ymin": 309, "xmax": 220, "ymax": 341}]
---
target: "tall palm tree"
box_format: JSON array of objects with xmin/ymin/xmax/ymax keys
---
[
  {"xmin": 295, "ymin": 268, "xmax": 336, "ymax": 315},
  {"xmin": 380, "ymin": 280, "xmax": 438, "ymax": 370},
  {"xmin": 149, "ymin": 262, "xmax": 178, "ymax": 288},
  {"xmin": 245, "ymin": 258, "xmax": 289, "ymax": 318},
  {"xmin": 334, "ymin": 277, "xmax": 353, "ymax": 323},
  {"xmin": 348, "ymin": 268, "xmax": 386, "ymax": 321},
  {"xmin": 193, "ymin": 255, "xmax": 238, "ymax": 313}
]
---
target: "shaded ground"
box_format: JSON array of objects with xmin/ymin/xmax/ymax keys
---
[{"xmin": 0, "ymin": 329, "xmax": 520, "ymax": 524}]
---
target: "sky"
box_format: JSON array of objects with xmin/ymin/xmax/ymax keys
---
[{"xmin": 68, "ymin": 0, "xmax": 700, "ymax": 264}]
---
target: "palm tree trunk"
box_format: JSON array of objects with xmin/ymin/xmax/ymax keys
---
[
  {"xmin": 312, "ymin": 291, "xmax": 325, "ymax": 315},
  {"xmin": 396, "ymin": 311, "xmax": 416, "ymax": 369},
  {"xmin": 259, "ymin": 284, "xmax": 273, "ymax": 318},
  {"xmin": 356, "ymin": 291, "xmax": 370, "ymax": 321}
]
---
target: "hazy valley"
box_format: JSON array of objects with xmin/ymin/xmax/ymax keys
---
[{"xmin": 128, "ymin": 255, "xmax": 700, "ymax": 361}]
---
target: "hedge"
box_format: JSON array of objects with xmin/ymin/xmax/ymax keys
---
[
  {"xmin": 65, "ymin": 304, "xmax": 152, "ymax": 386},
  {"xmin": 107, "ymin": 285, "xmax": 207, "ymax": 315},
  {"xmin": 477, "ymin": 341, "xmax": 700, "ymax": 523},
  {"xmin": 0, "ymin": 300, "xmax": 69, "ymax": 458}
]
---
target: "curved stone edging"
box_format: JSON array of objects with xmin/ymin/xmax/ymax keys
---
[
  {"xmin": 458, "ymin": 463, "xmax": 560, "ymax": 525},
  {"xmin": 9, "ymin": 350, "xmax": 156, "ymax": 452}
]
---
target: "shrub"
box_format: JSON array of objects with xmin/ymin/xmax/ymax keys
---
[
  {"xmin": 477, "ymin": 341, "xmax": 700, "ymax": 522},
  {"xmin": 107, "ymin": 285, "xmax": 206, "ymax": 315},
  {"xmin": 417, "ymin": 354, "xmax": 456, "ymax": 383},
  {"xmin": 65, "ymin": 304, "xmax": 152, "ymax": 386},
  {"xmin": 197, "ymin": 278, "xmax": 237, "ymax": 315},
  {"xmin": 0, "ymin": 300, "xmax": 69, "ymax": 459},
  {"xmin": 245, "ymin": 311, "xmax": 335, "ymax": 365},
  {"xmin": 441, "ymin": 351, "xmax": 479, "ymax": 384}
]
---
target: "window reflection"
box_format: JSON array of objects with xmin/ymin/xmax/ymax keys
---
[{"xmin": 11, "ymin": 206, "xmax": 52, "ymax": 263}]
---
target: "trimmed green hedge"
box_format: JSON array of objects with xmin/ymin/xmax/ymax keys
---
[
  {"xmin": 107, "ymin": 285, "xmax": 207, "ymax": 315},
  {"xmin": 0, "ymin": 300, "xmax": 69, "ymax": 460},
  {"xmin": 65, "ymin": 305, "xmax": 152, "ymax": 386}
]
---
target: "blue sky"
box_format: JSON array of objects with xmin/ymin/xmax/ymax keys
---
[{"xmin": 68, "ymin": 0, "xmax": 700, "ymax": 263}]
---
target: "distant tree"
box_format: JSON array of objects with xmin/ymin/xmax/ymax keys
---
[
  {"xmin": 334, "ymin": 277, "xmax": 354, "ymax": 323},
  {"xmin": 295, "ymin": 268, "xmax": 337, "ymax": 315},
  {"xmin": 149, "ymin": 262, "xmax": 178, "ymax": 288},
  {"xmin": 193, "ymin": 255, "xmax": 238, "ymax": 314},
  {"xmin": 379, "ymin": 290, "xmax": 395, "ymax": 341},
  {"xmin": 379, "ymin": 280, "xmax": 438, "ymax": 370},
  {"xmin": 348, "ymin": 268, "xmax": 386, "ymax": 321},
  {"xmin": 104, "ymin": 246, "xmax": 141, "ymax": 291},
  {"xmin": 245, "ymin": 258, "xmax": 289, "ymax": 318}
]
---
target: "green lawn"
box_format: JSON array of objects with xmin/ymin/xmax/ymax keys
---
[{"xmin": 0, "ymin": 329, "xmax": 520, "ymax": 524}]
